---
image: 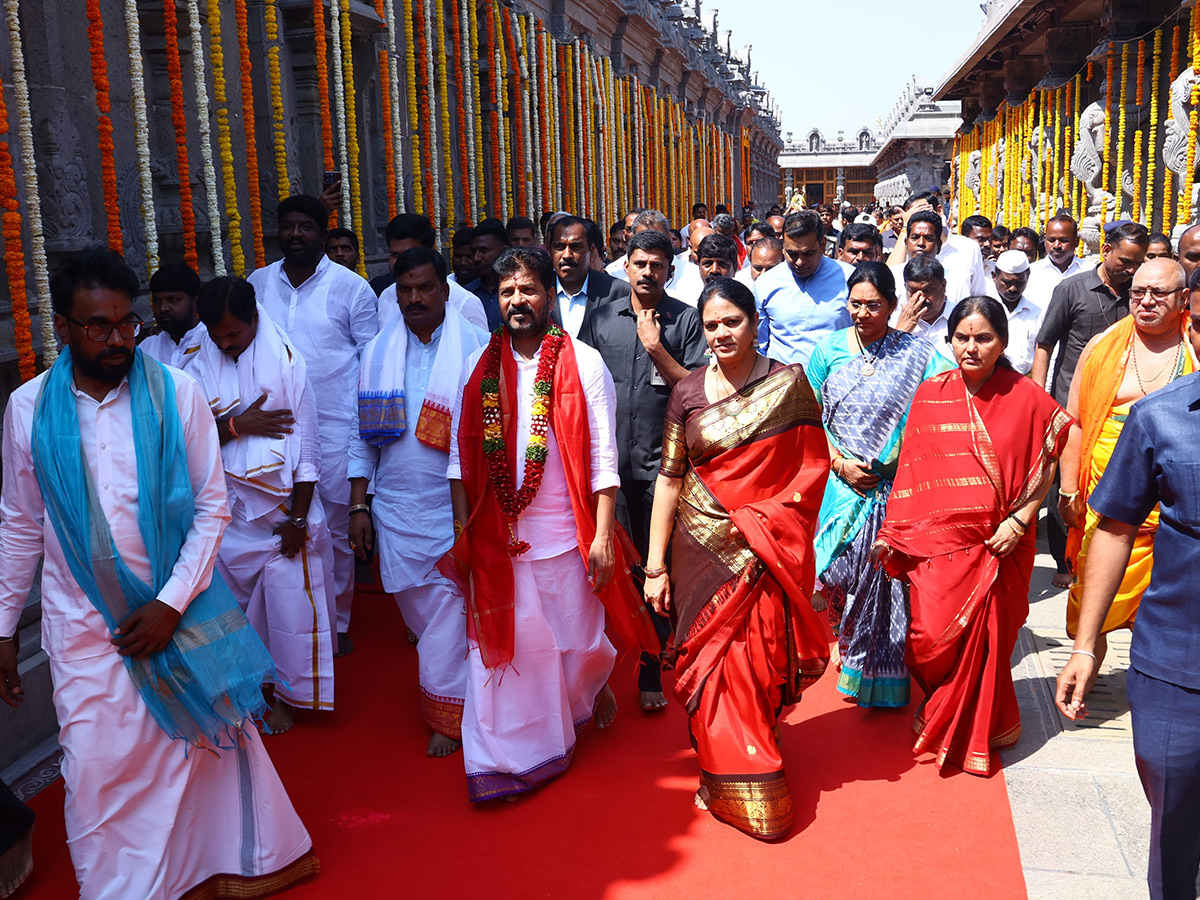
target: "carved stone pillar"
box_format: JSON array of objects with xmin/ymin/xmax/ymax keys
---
[
  {"xmin": 1003, "ymin": 58, "xmax": 1034, "ymax": 107},
  {"xmin": 1038, "ymin": 24, "xmax": 1096, "ymax": 90}
]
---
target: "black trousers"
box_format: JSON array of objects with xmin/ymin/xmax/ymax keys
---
[
  {"xmin": 614, "ymin": 478, "xmax": 671, "ymax": 693},
  {"xmin": 0, "ymin": 779, "xmax": 34, "ymax": 855},
  {"xmin": 1044, "ymin": 468, "xmax": 1070, "ymax": 574},
  {"xmin": 1128, "ymin": 667, "xmax": 1200, "ymax": 900}
]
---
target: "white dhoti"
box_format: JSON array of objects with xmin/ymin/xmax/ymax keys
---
[
  {"xmin": 52, "ymin": 649, "xmax": 313, "ymax": 900},
  {"xmin": 318, "ymin": 451, "xmax": 355, "ymax": 635},
  {"xmin": 461, "ymin": 550, "xmax": 616, "ymax": 801},
  {"xmin": 392, "ymin": 575, "xmax": 467, "ymax": 739},
  {"xmin": 217, "ymin": 499, "xmax": 336, "ymax": 710}
]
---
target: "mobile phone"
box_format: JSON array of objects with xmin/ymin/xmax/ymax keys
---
[{"xmin": 324, "ymin": 170, "xmax": 340, "ymax": 186}]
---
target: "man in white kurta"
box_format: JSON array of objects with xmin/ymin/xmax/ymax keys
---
[
  {"xmin": 447, "ymin": 246, "xmax": 637, "ymax": 802},
  {"xmin": 349, "ymin": 248, "xmax": 488, "ymax": 756},
  {"xmin": 248, "ymin": 194, "xmax": 378, "ymax": 649},
  {"xmin": 138, "ymin": 262, "xmax": 205, "ymax": 367},
  {"xmin": 0, "ymin": 250, "xmax": 311, "ymax": 900},
  {"xmin": 189, "ymin": 285, "xmax": 337, "ymax": 732}
]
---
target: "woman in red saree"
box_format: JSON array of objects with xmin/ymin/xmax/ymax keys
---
[
  {"xmin": 875, "ymin": 296, "xmax": 1073, "ymax": 776},
  {"xmin": 643, "ymin": 278, "xmax": 831, "ymax": 840}
]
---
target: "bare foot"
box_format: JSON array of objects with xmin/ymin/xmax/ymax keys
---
[
  {"xmin": 260, "ymin": 701, "xmax": 294, "ymax": 736},
  {"xmin": 810, "ymin": 590, "xmax": 828, "ymax": 612},
  {"xmin": 694, "ymin": 785, "xmax": 710, "ymax": 811},
  {"xmin": 427, "ymin": 732, "xmax": 462, "ymax": 757},
  {"xmin": 406, "ymin": 628, "xmax": 418, "ymax": 645},
  {"xmin": 640, "ymin": 690, "xmax": 668, "ymax": 712},
  {"xmin": 0, "ymin": 823, "xmax": 33, "ymax": 900},
  {"xmin": 594, "ymin": 684, "xmax": 618, "ymax": 729},
  {"xmin": 335, "ymin": 633, "xmax": 354, "ymax": 658},
  {"xmin": 1052, "ymin": 571, "xmax": 1073, "ymax": 590}
]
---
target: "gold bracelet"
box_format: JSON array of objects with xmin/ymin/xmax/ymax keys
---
[
  {"xmin": 643, "ymin": 565, "xmax": 668, "ymax": 578},
  {"xmin": 349, "ymin": 504, "xmax": 370, "ymax": 516},
  {"xmin": 453, "ymin": 519, "xmax": 464, "ymax": 538},
  {"xmin": 227, "ymin": 415, "xmax": 239, "ymax": 439},
  {"xmin": 0, "ymin": 635, "xmax": 13, "ymax": 643},
  {"xmin": 1059, "ymin": 489, "xmax": 1080, "ymax": 502}
]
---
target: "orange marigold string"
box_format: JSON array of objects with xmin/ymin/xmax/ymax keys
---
[
  {"xmin": 162, "ymin": 0, "xmax": 197, "ymax": 268},
  {"xmin": 502, "ymin": 10, "xmax": 523, "ymax": 215},
  {"xmin": 486, "ymin": 0, "xmax": 501, "ymax": 216},
  {"xmin": 312, "ymin": 0, "xmax": 336, "ymax": 227},
  {"xmin": 233, "ymin": 0, "xmax": 264, "ymax": 267},
  {"xmin": 373, "ymin": 0, "xmax": 397, "ymax": 217},
  {"xmin": 415, "ymin": 0, "xmax": 433, "ymax": 216},
  {"xmin": 450, "ymin": 0, "xmax": 471, "ymax": 224},
  {"xmin": 0, "ymin": 69, "xmax": 32, "ymax": 379},
  {"xmin": 85, "ymin": 0, "xmax": 122, "ymax": 252}
]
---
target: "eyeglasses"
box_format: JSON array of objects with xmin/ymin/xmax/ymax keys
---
[
  {"xmin": 848, "ymin": 300, "xmax": 885, "ymax": 312},
  {"xmin": 1129, "ymin": 287, "xmax": 1183, "ymax": 302},
  {"xmin": 64, "ymin": 315, "xmax": 144, "ymax": 342}
]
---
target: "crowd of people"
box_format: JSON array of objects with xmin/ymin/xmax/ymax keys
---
[{"xmin": 2, "ymin": 178, "xmax": 1200, "ymax": 900}]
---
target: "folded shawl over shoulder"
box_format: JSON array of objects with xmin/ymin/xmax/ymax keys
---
[
  {"xmin": 440, "ymin": 333, "xmax": 659, "ymax": 670},
  {"xmin": 358, "ymin": 304, "xmax": 489, "ymax": 452},
  {"xmin": 32, "ymin": 349, "xmax": 275, "ymax": 749},
  {"xmin": 187, "ymin": 302, "xmax": 306, "ymax": 521}
]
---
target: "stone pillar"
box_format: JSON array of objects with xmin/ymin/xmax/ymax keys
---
[{"xmin": 836, "ymin": 166, "xmax": 845, "ymax": 204}]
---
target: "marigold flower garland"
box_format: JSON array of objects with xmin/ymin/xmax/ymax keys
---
[
  {"xmin": 207, "ymin": 0, "xmax": 243, "ymax": 275},
  {"xmin": 232, "ymin": 0, "xmax": 263, "ymax": 268},
  {"xmin": 501, "ymin": 10, "xmax": 523, "ymax": 217},
  {"xmin": 1146, "ymin": 29, "xmax": 1163, "ymax": 229},
  {"xmin": 339, "ymin": 0, "xmax": 365, "ymax": 275},
  {"xmin": 312, "ymin": 0, "xmax": 334, "ymax": 178},
  {"xmin": 485, "ymin": 1, "xmax": 501, "ymax": 216},
  {"xmin": 124, "ymin": 0, "xmax": 158, "ymax": 271},
  {"xmin": 1163, "ymin": 25, "xmax": 1181, "ymax": 237},
  {"xmin": 3, "ymin": 0, "xmax": 52, "ymax": 362},
  {"xmin": 382, "ymin": 0, "xmax": 404, "ymax": 214},
  {"xmin": 329, "ymin": 3, "xmax": 351, "ymax": 224},
  {"xmin": 423, "ymin": 0, "xmax": 441, "ymax": 233},
  {"xmin": 494, "ymin": 3, "xmax": 510, "ymax": 220},
  {"xmin": 1102, "ymin": 42, "xmax": 1114, "ymax": 224},
  {"xmin": 403, "ymin": 0, "xmax": 421, "ymax": 214},
  {"xmin": 163, "ymin": 0, "xmax": 198, "ymax": 267},
  {"xmin": 0, "ymin": 69, "xmax": 32, "ymax": 379},
  {"xmin": 1132, "ymin": 38, "xmax": 1145, "ymax": 222},
  {"xmin": 469, "ymin": 0, "xmax": 485, "ymax": 220},
  {"xmin": 1181, "ymin": 5, "xmax": 1200, "ymax": 227},
  {"xmin": 264, "ymin": 0, "xmax": 290, "ymax": 202},
  {"xmin": 435, "ymin": 0, "xmax": 453, "ymax": 234},
  {"xmin": 452, "ymin": 0, "xmax": 472, "ymax": 222},
  {"xmin": 480, "ymin": 325, "xmax": 566, "ymax": 556},
  {"xmin": 372, "ymin": 0, "xmax": 397, "ymax": 217},
  {"xmin": 85, "ymin": 0, "xmax": 121, "ymax": 252},
  {"xmin": 1115, "ymin": 41, "xmax": 1130, "ymax": 222},
  {"xmin": 185, "ymin": 0, "xmax": 224, "ymax": 275},
  {"xmin": 522, "ymin": 17, "xmax": 540, "ymax": 218}
]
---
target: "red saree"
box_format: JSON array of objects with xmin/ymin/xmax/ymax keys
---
[
  {"xmin": 662, "ymin": 362, "xmax": 831, "ymax": 839},
  {"xmin": 877, "ymin": 367, "xmax": 1072, "ymax": 775}
]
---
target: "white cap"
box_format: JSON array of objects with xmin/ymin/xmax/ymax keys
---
[{"xmin": 996, "ymin": 249, "xmax": 1030, "ymax": 275}]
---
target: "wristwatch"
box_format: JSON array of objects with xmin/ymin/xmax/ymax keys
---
[{"xmin": 288, "ymin": 516, "xmax": 308, "ymax": 530}]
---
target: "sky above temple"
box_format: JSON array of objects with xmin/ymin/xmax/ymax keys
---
[{"xmin": 706, "ymin": 0, "xmax": 988, "ymax": 140}]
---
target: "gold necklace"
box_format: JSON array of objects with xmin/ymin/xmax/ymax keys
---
[
  {"xmin": 713, "ymin": 354, "xmax": 763, "ymax": 409},
  {"xmin": 854, "ymin": 328, "xmax": 885, "ymax": 377},
  {"xmin": 1130, "ymin": 339, "xmax": 1182, "ymax": 395}
]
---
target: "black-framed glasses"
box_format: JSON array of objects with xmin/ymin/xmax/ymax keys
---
[{"xmin": 64, "ymin": 315, "xmax": 144, "ymax": 342}]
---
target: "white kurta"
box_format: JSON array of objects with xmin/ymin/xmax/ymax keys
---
[
  {"xmin": 448, "ymin": 336, "xmax": 620, "ymax": 799},
  {"xmin": 248, "ymin": 254, "xmax": 378, "ymax": 632},
  {"xmin": 0, "ymin": 365, "xmax": 311, "ymax": 900},
  {"xmin": 138, "ymin": 322, "xmax": 205, "ymax": 368},
  {"xmin": 348, "ymin": 323, "xmax": 475, "ymax": 735}
]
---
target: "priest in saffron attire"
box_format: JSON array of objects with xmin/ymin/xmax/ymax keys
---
[{"xmin": 445, "ymin": 246, "xmax": 658, "ymax": 801}]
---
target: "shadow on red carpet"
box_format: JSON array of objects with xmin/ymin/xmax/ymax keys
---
[{"xmin": 23, "ymin": 590, "xmax": 1027, "ymax": 899}]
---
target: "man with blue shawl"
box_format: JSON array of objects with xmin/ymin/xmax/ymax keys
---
[{"xmin": 0, "ymin": 250, "xmax": 315, "ymax": 899}]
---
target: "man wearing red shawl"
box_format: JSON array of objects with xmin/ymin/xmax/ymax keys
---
[{"xmin": 445, "ymin": 246, "xmax": 657, "ymax": 802}]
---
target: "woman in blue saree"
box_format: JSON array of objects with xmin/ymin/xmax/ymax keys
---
[{"xmin": 806, "ymin": 262, "xmax": 951, "ymax": 708}]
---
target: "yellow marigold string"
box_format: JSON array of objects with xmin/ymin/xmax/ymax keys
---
[
  {"xmin": 1102, "ymin": 42, "xmax": 1114, "ymax": 224},
  {"xmin": 436, "ymin": 0, "xmax": 453, "ymax": 232},
  {"xmin": 1072, "ymin": 73, "xmax": 1083, "ymax": 247},
  {"xmin": 338, "ymin": 0, "xmax": 366, "ymax": 277},
  {"xmin": 1164, "ymin": 25, "xmax": 1181, "ymax": 237},
  {"xmin": 207, "ymin": 0, "xmax": 243, "ymax": 275},
  {"xmin": 1115, "ymin": 42, "xmax": 1130, "ymax": 223},
  {"xmin": 404, "ymin": 0, "xmax": 422, "ymax": 214},
  {"xmin": 1181, "ymin": 4, "xmax": 1200, "ymax": 227},
  {"xmin": 422, "ymin": 0, "xmax": 439, "ymax": 233},
  {"xmin": 469, "ymin": 0, "xmax": 485, "ymax": 220},
  {"xmin": 1146, "ymin": 28, "xmax": 1163, "ymax": 229},
  {"xmin": 373, "ymin": 0, "xmax": 396, "ymax": 217},
  {"xmin": 264, "ymin": 0, "xmax": 290, "ymax": 201},
  {"xmin": 233, "ymin": 0, "xmax": 264, "ymax": 268}
]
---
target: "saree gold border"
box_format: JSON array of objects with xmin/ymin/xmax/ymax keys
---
[
  {"xmin": 702, "ymin": 771, "xmax": 794, "ymax": 840},
  {"xmin": 660, "ymin": 419, "xmax": 688, "ymax": 477},
  {"xmin": 678, "ymin": 471, "xmax": 756, "ymax": 576},
  {"xmin": 689, "ymin": 366, "xmax": 821, "ymax": 462}
]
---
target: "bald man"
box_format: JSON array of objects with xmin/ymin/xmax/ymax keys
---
[
  {"xmin": 767, "ymin": 215, "xmax": 785, "ymax": 239},
  {"xmin": 1177, "ymin": 223, "xmax": 1200, "ymax": 285}
]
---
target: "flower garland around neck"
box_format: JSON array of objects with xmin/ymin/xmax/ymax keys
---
[
  {"xmin": 480, "ymin": 325, "xmax": 567, "ymax": 556},
  {"xmin": 186, "ymin": 0, "xmax": 224, "ymax": 275},
  {"xmin": 265, "ymin": 0, "xmax": 291, "ymax": 201},
  {"xmin": 4, "ymin": 0, "xmax": 53, "ymax": 362},
  {"xmin": 162, "ymin": 0, "xmax": 197, "ymax": 268},
  {"xmin": 0, "ymin": 69, "xmax": 33, "ymax": 379},
  {"xmin": 123, "ymin": 0, "xmax": 158, "ymax": 271},
  {"xmin": 85, "ymin": 0, "xmax": 121, "ymax": 252},
  {"xmin": 233, "ymin": 0, "xmax": 264, "ymax": 268},
  {"xmin": 207, "ymin": 0, "xmax": 243, "ymax": 274}
]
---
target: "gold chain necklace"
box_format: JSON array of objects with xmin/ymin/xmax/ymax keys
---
[{"xmin": 1130, "ymin": 339, "xmax": 1182, "ymax": 396}]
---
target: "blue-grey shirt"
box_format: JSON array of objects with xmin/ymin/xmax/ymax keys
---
[
  {"xmin": 754, "ymin": 256, "xmax": 854, "ymax": 368},
  {"xmin": 465, "ymin": 278, "xmax": 502, "ymax": 331},
  {"xmin": 1089, "ymin": 372, "xmax": 1200, "ymax": 690}
]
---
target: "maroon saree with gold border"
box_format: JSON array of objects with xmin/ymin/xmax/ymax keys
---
[
  {"xmin": 877, "ymin": 367, "xmax": 1072, "ymax": 775},
  {"xmin": 662, "ymin": 362, "xmax": 831, "ymax": 839}
]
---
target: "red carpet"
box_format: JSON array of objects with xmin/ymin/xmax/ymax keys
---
[{"xmin": 22, "ymin": 590, "xmax": 1027, "ymax": 899}]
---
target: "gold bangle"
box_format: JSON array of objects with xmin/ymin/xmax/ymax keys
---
[
  {"xmin": 0, "ymin": 635, "xmax": 13, "ymax": 643},
  {"xmin": 1059, "ymin": 489, "xmax": 1080, "ymax": 502},
  {"xmin": 643, "ymin": 565, "xmax": 668, "ymax": 578},
  {"xmin": 349, "ymin": 504, "xmax": 370, "ymax": 516}
]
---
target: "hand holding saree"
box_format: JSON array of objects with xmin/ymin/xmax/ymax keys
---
[
  {"xmin": 662, "ymin": 361, "xmax": 831, "ymax": 839},
  {"xmin": 877, "ymin": 366, "xmax": 1072, "ymax": 775}
]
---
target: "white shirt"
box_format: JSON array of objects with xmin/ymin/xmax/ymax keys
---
[
  {"xmin": 1025, "ymin": 255, "xmax": 1097, "ymax": 312},
  {"xmin": 889, "ymin": 301, "xmax": 956, "ymax": 366},
  {"xmin": 138, "ymin": 322, "xmax": 205, "ymax": 368},
  {"xmin": 940, "ymin": 234, "xmax": 988, "ymax": 304},
  {"xmin": 377, "ymin": 279, "xmax": 489, "ymax": 333},
  {"xmin": 448, "ymin": 336, "xmax": 619, "ymax": 560},
  {"xmin": 248, "ymin": 255, "xmax": 378, "ymax": 498},
  {"xmin": 0, "ymin": 368, "xmax": 229, "ymax": 660},
  {"xmin": 999, "ymin": 293, "xmax": 1046, "ymax": 375},
  {"xmin": 555, "ymin": 274, "xmax": 590, "ymax": 337},
  {"xmin": 608, "ymin": 250, "xmax": 692, "ymax": 294},
  {"xmin": 671, "ymin": 261, "xmax": 705, "ymax": 307},
  {"xmin": 734, "ymin": 267, "xmax": 754, "ymax": 288}
]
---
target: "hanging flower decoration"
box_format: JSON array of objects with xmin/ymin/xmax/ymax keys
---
[
  {"xmin": 485, "ymin": 0, "xmax": 500, "ymax": 216},
  {"xmin": 1146, "ymin": 28, "xmax": 1163, "ymax": 228},
  {"xmin": 495, "ymin": 2, "xmax": 510, "ymax": 220},
  {"xmin": 435, "ymin": 0, "xmax": 452, "ymax": 233},
  {"xmin": 469, "ymin": 0, "xmax": 485, "ymax": 221},
  {"xmin": 312, "ymin": 0, "xmax": 335, "ymax": 179},
  {"xmin": 124, "ymin": 0, "xmax": 158, "ymax": 272},
  {"xmin": 1181, "ymin": 4, "xmax": 1200, "ymax": 227},
  {"xmin": 264, "ymin": 0, "xmax": 291, "ymax": 201},
  {"xmin": 1164, "ymin": 24, "xmax": 1181, "ymax": 237},
  {"xmin": 233, "ymin": 0, "xmax": 264, "ymax": 268},
  {"xmin": 423, "ymin": 0, "xmax": 440, "ymax": 233},
  {"xmin": 0, "ymin": 69, "xmax": 32, "ymax": 379},
  {"xmin": 162, "ymin": 0, "xmax": 198, "ymax": 267},
  {"xmin": 403, "ymin": 0, "xmax": 422, "ymax": 214},
  {"xmin": 186, "ymin": 0, "xmax": 224, "ymax": 276},
  {"xmin": 502, "ymin": 10, "xmax": 524, "ymax": 216},
  {"xmin": 381, "ymin": 0, "xmax": 405, "ymax": 214},
  {"xmin": 207, "ymin": 0, "xmax": 243, "ymax": 275},
  {"xmin": 85, "ymin": 0, "xmax": 122, "ymax": 252},
  {"xmin": 1102, "ymin": 42, "xmax": 1114, "ymax": 224},
  {"xmin": 329, "ymin": 1, "xmax": 351, "ymax": 225},
  {"xmin": 338, "ymin": 0, "xmax": 365, "ymax": 276},
  {"xmin": 480, "ymin": 325, "xmax": 567, "ymax": 557},
  {"xmin": 372, "ymin": 0, "xmax": 396, "ymax": 217},
  {"xmin": 451, "ymin": 0, "xmax": 472, "ymax": 223},
  {"xmin": 1115, "ymin": 41, "xmax": 1129, "ymax": 222}
]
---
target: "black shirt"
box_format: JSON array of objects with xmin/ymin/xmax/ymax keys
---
[
  {"xmin": 1035, "ymin": 267, "xmax": 1130, "ymax": 406},
  {"xmin": 577, "ymin": 294, "xmax": 707, "ymax": 480}
]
